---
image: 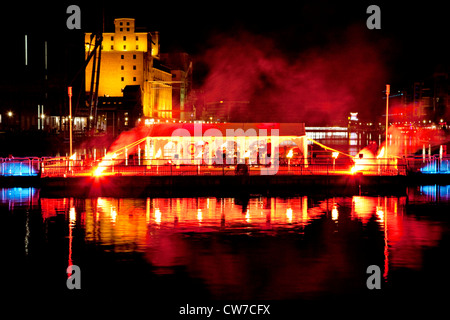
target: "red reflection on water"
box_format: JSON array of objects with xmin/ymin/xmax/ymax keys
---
[{"xmin": 38, "ymin": 193, "xmax": 447, "ymax": 299}]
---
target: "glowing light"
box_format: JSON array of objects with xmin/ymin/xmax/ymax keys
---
[
  {"xmin": 350, "ymin": 112, "xmax": 358, "ymax": 121},
  {"xmin": 69, "ymin": 207, "xmax": 76, "ymax": 223},
  {"xmin": 376, "ymin": 206, "xmax": 384, "ymax": 223},
  {"xmin": 286, "ymin": 149, "xmax": 293, "ymax": 159},
  {"xmin": 332, "ymin": 152, "xmax": 339, "ymax": 159},
  {"xmin": 197, "ymin": 209, "xmax": 202, "ymax": 222},
  {"xmin": 350, "ymin": 165, "xmax": 359, "ymax": 174},
  {"xmin": 286, "ymin": 208, "xmax": 293, "ymax": 223},
  {"xmin": 376, "ymin": 147, "xmax": 385, "ymax": 159},
  {"xmin": 155, "ymin": 208, "xmax": 161, "ymax": 224},
  {"xmin": 69, "ymin": 152, "xmax": 77, "ymax": 160},
  {"xmin": 7, "ymin": 111, "xmax": 13, "ymax": 117},
  {"xmin": 331, "ymin": 205, "xmax": 338, "ymax": 220},
  {"xmin": 245, "ymin": 209, "xmax": 251, "ymax": 223},
  {"xmin": 111, "ymin": 207, "xmax": 117, "ymax": 223},
  {"xmin": 93, "ymin": 153, "xmax": 118, "ymax": 177}
]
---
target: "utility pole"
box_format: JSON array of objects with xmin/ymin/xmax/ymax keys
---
[
  {"xmin": 385, "ymin": 84, "xmax": 390, "ymax": 158},
  {"xmin": 68, "ymin": 86, "xmax": 73, "ymax": 156}
]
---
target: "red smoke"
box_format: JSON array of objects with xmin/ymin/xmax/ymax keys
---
[{"xmin": 196, "ymin": 27, "xmax": 388, "ymax": 124}]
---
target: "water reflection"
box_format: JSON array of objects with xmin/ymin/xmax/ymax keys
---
[
  {"xmin": 2, "ymin": 187, "xmax": 449, "ymax": 300},
  {"xmin": 0, "ymin": 187, "xmax": 39, "ymax": 208}
]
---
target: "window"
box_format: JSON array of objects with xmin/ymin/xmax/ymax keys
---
[
  {"xmin": 123, "ymin": 36, "xmax": 126, "ymax": 41},
  {"xmin": 120, "ymin": 28, "xmax": 123, "ymax": 32},
  {"xmin": 111, "ymin": 45, "xmax": 114, "ymax": 50},
  {"xmin": 126, "ymin": 28, "xmax": 130, "ymax": 32},
  {"xmin": 133, "ymin": 54, "xmax": 136, "ymax": 59},
  {"xmin": 126, "ymin": 22, "xmax": 130, "ymax": 26},
  {"xmin": 121, "ymin": 55, "xmax": 124, "ymax": 59},
  {"xmin": 133, "ymin": 65, "xmax": 136, "ymax": 70},
  {"xmin": 121, "ymin": 65, "xmax": 124, "ymax": 70},
  {"xmin": 133, "ymin": 77, "xmax": 136, "ymax": 81},
  {"xmin": 121, "ymin": 77, "xmax": 124, "ymax": 81},
  {"xmin": 123, "ymin": 45, "xmax": 126, "ymax": 50},
  {"xmin": 136, "ymin": 45, "xmax": 139, "ymax": 50},
  {"xmin": 120, "ymin": 22, "xmax": 123, "ymax": 26},
  {"xmin": 136, "ymin": 36, "xmax": 138, "ymax": 41},
  {"xmin": 111, "ymin": 36, "xmax": 114, "ymax": 41}
]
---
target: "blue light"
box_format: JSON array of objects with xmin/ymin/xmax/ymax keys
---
[
  {"xmin": 0, "ymin": 162, "xmax": 38, "ymax": 176},
  {"xmin": 420, "ymin": 160, "xmax": 450, "ymax": 174},
  {"xmin": 420, "ymin": 185, "xmax": 450, "ymax": 200},
  {"xmin": 0, "ymin": 187, "xmax": 37, "ymax": 204}
]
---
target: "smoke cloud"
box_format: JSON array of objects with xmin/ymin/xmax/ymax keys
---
[{"xmin": 196, "ymin": 27, "xmax": 389, "ymax": 125}]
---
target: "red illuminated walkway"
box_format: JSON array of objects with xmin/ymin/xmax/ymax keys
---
[{"xmin": 39, "ymin": 158, "xmax": 407, "ymax": 178}]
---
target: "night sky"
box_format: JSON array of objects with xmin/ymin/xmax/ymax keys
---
[{"xmin": 2, "ymin": 0, "xmax": 448, "ymax": 122}]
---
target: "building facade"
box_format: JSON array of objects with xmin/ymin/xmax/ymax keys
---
[{"xmin": 85, "ymin": 18, "xmax": 172, "ymax": 121}]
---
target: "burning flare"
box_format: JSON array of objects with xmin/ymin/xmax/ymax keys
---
[
  {"xmin": 286, "ymin": 149, "xmax": 294, "ymax": 159},
  {"xmin": 93, "ymin": 153, "xmax": 117, "ymax": 177}
]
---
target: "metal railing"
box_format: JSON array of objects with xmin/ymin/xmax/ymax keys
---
[
  {"xmin": 0, "ymin": 157, "xmax": 41, "ymax": 176},
  {"xmin": 404, "ymin": 155, "xmax": 450, "ymax": 173},
  {"xmin": 39, "ymin": 157, "xmax": 407, "ymax": 178},
  {"xmin": 3, "ymin": 155, "xmax": 446, "ymax": 178}
]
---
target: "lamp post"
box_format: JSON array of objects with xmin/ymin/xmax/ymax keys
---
[
  {"xmin": 332, "ymin": 152, "xmax": 339, "ymax": 172},
  {"xmin": 385, "ymin": 84, "xmax": 390, "ymax": 158},
  {"xmin": 68, "ymin": 86, "xmax": 73, "ymax": 156}
]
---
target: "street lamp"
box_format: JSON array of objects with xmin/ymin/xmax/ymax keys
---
[
  {"xmin": 7, "ymin": 111, "xmax": 13, "ymax": 117},
  {"xmin": 332, "ymin": 151, "xmax": 339, "ymax": 172},
  {"xmin": 68, "ymin": 87, "xmax": 73, "ymax": 156}
]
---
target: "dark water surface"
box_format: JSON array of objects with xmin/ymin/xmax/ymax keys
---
[{"xmin": 1, "ymin": 186, "xmax": 450, "ymax": 316}]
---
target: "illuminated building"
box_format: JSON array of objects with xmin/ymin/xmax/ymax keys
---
[
  {"xmin": 85, "ymin": 18, "xmax": 172, "ymax": 121},
  {"xmin": 160, "ymin": 53, "xmax": 193, "ymax": 121}
]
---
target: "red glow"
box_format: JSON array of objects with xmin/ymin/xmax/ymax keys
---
[{"xmin": 197, "ymin": 29, "xmax": 387, "ymax": 124}]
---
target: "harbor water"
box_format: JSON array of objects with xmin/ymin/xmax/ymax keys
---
[{"xmin": 1, "ymin": 185, "xmax": 449, "ymax": 315}]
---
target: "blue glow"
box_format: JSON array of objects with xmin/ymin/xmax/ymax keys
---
[
  {"xmin": 420, "ymin": 185, "xmax": 450, "ymax": 201},
  {"xmin": 0, "ymin": 162, "xmax": 38, "ymax": 176},
  {"xmin": 0, "ymin": 187, "xmax": 38, "ymax": 204},
  {"xmin": 420, "ymin": 160, "xmax": 450, "ymax": 174}
]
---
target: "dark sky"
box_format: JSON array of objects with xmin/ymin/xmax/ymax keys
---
[
  {"xmin": 2, "ymin": 0, "xmax": 448, "ymax": 122},
  {"xmin": 5, "ymin": 1, "xmax": 447, "ymax": 81}
]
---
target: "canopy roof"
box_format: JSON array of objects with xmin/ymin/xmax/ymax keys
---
[{"xmin": 142, "ymin": 123, "xmax": 305, "ymax": 138}]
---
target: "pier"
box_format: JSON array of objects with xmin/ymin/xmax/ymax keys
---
[{"xmin": 0, "ymin": 155, "xmax": 448, "ymax": 197}]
